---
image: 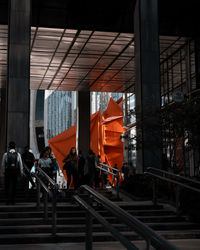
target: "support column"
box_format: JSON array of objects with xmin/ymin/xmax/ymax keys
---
[
  {"xmin": 76, "ymin": 91, "xmax": 90, "ymax": 159},
  {"xmin": 0, "ymin": 89, "xmax": 7, "ymax": 186},
  {"xmin": 7, "ymin": 0, "xmax": 31, "ymax": 153},
  {"xmin": 195, "ymin": 38, "xmax": 200, "ymax": 89},
  {"xmin": 134, "ymin": 0, "xmax": 162, "ymax": 173}
]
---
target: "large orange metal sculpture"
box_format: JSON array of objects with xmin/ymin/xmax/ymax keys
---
[{"xmin": 48, "ymin": 98, "xmax": 125, "ymax": 185}]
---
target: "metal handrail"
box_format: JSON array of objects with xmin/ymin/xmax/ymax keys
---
[
  {"xmin": 99, "ymin": 162, "xmax": 121, "ymax": 172},
  {"xmin": 74, "ymin": 195, "xmax": 138, "ymax": 250},
  {"xmin": 147, "ymin": 167, "xmax": 200, "ymax": 186},
  {"xmin": 144, "ymin": 168, "xmax": 200, "ymax": 214},
  {"xmin": 96, "ymin": 163, "xmax": 120, "ymax": 200},
  {"xmin": 37, "ymin": 166, "xmax": 56, "ymax": 187},
  {"xmin": 32, "ymin": 173, "xmax": 49, "ymax": 193},
  {"xmin": 77, "ymin": 185, "xmax": 178, "ymax": 250},
  {"xmin": 96, "ymin": 165, "xmax": 118, "ymax": 177},
  {"xmin": 31, "ymin": 165, "xmax": 58, "ymax": 235},
  {"xmin": 145, "ymin": 172, "xmax": 200, "ymax": 194}
]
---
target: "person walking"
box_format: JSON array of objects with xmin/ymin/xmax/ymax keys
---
[
  {"xmin": 45, "ymin": 146, "xmax": 60, "ymax": 182},
  {"xmin": 94, "ymin": 155, "xmax": 101, "ymax": 188},
  {"xmin": 87, "ymin": 149, "xmax": 96, "ymax": 187},
  {"xmin": 38, "ymin": 148, "xmax": 53, "ymax": 179},
  {"xmin": 63, "ymin": 147, "xmax": 79, "ymax": 190},
  {"xmin": 2, "ymin": 141, "xmax": 23, "ymax": 205},
  {"xmin": 22, "ymin": 146, "xmax": 36, "ymax": 189},
  {"xmin": 78, "ymin": 150, "xmax": 85, "ymax": 185}
]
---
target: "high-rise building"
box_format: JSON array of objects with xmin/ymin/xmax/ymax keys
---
[
  {"xmin": 90, "ymin": 92, "xmax": 122, "ymax": 114},
  {"xmin": 44, "ymin": 90, "xmax": 76, "ymax": 144}
]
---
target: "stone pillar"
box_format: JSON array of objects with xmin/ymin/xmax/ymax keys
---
[
  {"xmin": 76, "ymin": 91, "xmax": 90, "ymax": 160},
  {"xmin": 134, "ymin": 0, "xmax": 162, "ymax": 173},
  {"xmin": 195, "ymin": 38, "xmax": 200, "ymax": 89},
  {"xmin": 0, "ymin": 89, "xmax": 7, "ymax": 186},
  {"xmin": 7, "ymin": 0, "xmax": 31, "ymax": 153}
]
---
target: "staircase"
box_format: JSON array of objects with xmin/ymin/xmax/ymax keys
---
[{"xmin": 0, "ymin": 187, "xmax": 200, "ymax": 245}]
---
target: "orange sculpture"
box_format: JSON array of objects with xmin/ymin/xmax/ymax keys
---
[{"xmin": 48, "ymin": 98, "xmax": 125, "ymax": 185}]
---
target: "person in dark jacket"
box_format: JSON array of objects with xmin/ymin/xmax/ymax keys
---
[
  {"xmin": 94, "ymin": 155, "xmax": 101, "ymax": 188},
  {"xmin": 45, "ymin": 146, "xmax": 60, "ymax": 182},
  {"xmin": 63, "ymin": 147, "xmax": 79, "ymax": 190},
  {"xmin": 78, "ymin": 150, "xmax": 85, "ymax": 186},
  {"xmin": 87, "ymin": 149, "xmax": 96, "ymax": 187},
  {"xmin": 2, "ymin": 141, "xmax": 23, "ymax": 205},
  {"xmin": 22, "ymin": 146, "xmax": 36, "ymax": 189}
]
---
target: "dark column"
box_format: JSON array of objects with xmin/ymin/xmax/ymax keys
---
[
  {"xmin": 0, "ymin": 89, "xmax": 7, "ymax": 186},
  {"xmin": 195, "ymin": 38, "xmax": 200, "ymax": 89},
  {"xmin": 134, "ymin": 0, "xmax": 162, "ymax": 173},
  {"xmin": 7, "ymin": 0, "xmax": 31, "ymax": 153},
  {"xmin": 76, "ymin": 91, "xmax": 90, "ymax": 159}
]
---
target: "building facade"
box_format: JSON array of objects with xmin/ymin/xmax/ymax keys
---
[
  {"xmin": 44, "ymin": 90, "xmax": 76, "ymax": 143},
  {"xmin": 91, "ymin": 92, "xmax": 123, "ymax": 114}
]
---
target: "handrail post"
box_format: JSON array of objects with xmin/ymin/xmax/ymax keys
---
[
  {"xmin": 36, "ymin": 180, "xmax": 40, "ymax": 210},
  {"xmin": 175, "ymin": 185, "xmax": 180, "ymax": 215},
  {"xmin": 101, "ymin": 169, "xmax": 104, "ymax": 189},
  {"xmin": 44, "ymin": 191, "xmax": 48, "ymax": 221},
  {"xmin": 116, "ymin": 173, "xmax": 119, "ymax": 200},
  {"xmin": 152, "ymin": 178, "xmax": 157, "ymax": 206},
  {"xmin": 52, "ymin": 186, "xmax": 57, "ymax": 236},
  {"xmin": 86, "ymin": 211, "xmax": 93, "ymax": 250}
]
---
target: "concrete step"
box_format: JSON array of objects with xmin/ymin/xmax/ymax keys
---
[
  {"xmin": 0, "ymin": 207, "xmax": 175, "ymax": 219},
  {"xmin": 0, "ymin": 189, "xmax": 199, "ymax": 245},
  {"xmin": 1, "ymin": 230, "xmax": 200, "ymax": 245},
  {"xmin": 0, "ymin": 202, "xmax": 164, "ymax": 212},
  {"xmin": 0, "ymin": 214, "xmax": 186, "ymax": 226},
  {"xmin": 1, "ymin": 221, "xmax": 199, "ymax": 234}
]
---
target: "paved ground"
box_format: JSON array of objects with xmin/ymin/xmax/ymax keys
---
[{"xmin": 0, "ymin": 240, "xmax": 200, "ymax": 250}]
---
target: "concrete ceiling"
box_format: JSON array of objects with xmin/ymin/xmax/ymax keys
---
[
  {"xmin": 0, "ymin": 0, "xmax": 199, "ymax": 36},
  {"xmin": 0, "ymin": 25, "xmax": 188, "ymax": 92},
  {"xmin": 0, "ymin": 0, "xmax": 197, "ymax": 93}
]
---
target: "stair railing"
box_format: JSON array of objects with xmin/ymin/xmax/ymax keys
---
[
  {"xmin": 96, "ymin": 162, "xmax": 120, "ymax": 200},
  {"xmin": 32, "ymin": 166, "xmax": 58, "ymax": 236},
  {"xmin": 74, "ymin": 185, "xmax": 178, "ymax": 250},
  {"xmin": 144, "ymin": 167, "xmax": 200, "ymax": 214}
]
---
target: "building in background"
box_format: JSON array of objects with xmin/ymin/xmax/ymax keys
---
[
  {"xmin": 91, "ymin": 92, "xmax": 122, "ymax": 114},
  {"xmin": 123, "ymin": 93, "xmax": 136, "ymax": 173},
  {"xmin": 30, "ymin": 90, "xmax": 122, "ymax": 157},
  {"xmin": 30, "ymin": 90, "xmax": 45, "ymax": 158},
  {"xmin": 30, "ymin": 90, "xmax": 76, "ymax": 157},
  {"xmin": 44, "ymin": 90, "xmax": 76, "ymax": 144}
]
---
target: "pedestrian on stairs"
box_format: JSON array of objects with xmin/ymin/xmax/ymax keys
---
[
  {"xmin": 22, "ymin": 146, "xmax": 36, "ymax": 189},
  {"xmin": 1, "ymin": 141, "xmax": 23, "ymax": 205},
  {"xmin": 63, "ymin": 147, "xmax": 79, "ymax": 191}
]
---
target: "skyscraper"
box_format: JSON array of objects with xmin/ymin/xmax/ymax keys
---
[
  {"xmin": 44, "ymin": 90, "xmax": 76, "ymax": 144},
  {"xmin": 90, "ymin": 92, "xmax": 122, "ymax": 114}
]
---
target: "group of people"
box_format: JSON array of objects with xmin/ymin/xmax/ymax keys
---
[
  {"xmin": 1, "ymin": 141, "xmax": 111, "ymax": 205},
  {"xmin": 1, "ymin": 141, "xmax": 60, "ymax": 205},
  {"xmin": 62, "ymin": 147, "xmax": 103, "ymax": 190}
]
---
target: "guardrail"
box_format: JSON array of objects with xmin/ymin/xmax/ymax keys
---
[
  {"xmin": 27, "ymin": 165, "xmax": 58, "ymax": 236},
  {"xmin": 144, "ymin": 167, "xmax": 200, "ymax": 214},
  {"xmin": 74, "ymin": 185, "xmax": 178, "ymax": 250},
  {"xmin": 96, "ymin": 162, "xmax": 120, "ymax": 200}
]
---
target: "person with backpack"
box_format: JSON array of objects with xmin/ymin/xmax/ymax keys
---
[{"xmin": 2, "ymin": 141, "xmax": 23, "ymax": 205}]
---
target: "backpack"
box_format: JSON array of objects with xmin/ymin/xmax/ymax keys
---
[{"xmin": 6, "ymin": 151, "xmax": 19, "ymax": 173}]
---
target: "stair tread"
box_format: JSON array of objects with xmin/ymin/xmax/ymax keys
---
[
  {"xmin": 1, "ymin": 229, "xmax": 200, "ymax": 239},
  {"xmin": 0, "ymin": 221, "xmax": 197, "ymax": 229}
]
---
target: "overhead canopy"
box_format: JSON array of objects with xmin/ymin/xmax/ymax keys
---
[{"xmin": 0, "ymin": 24, "xmax": 190, "ymax": 92}]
